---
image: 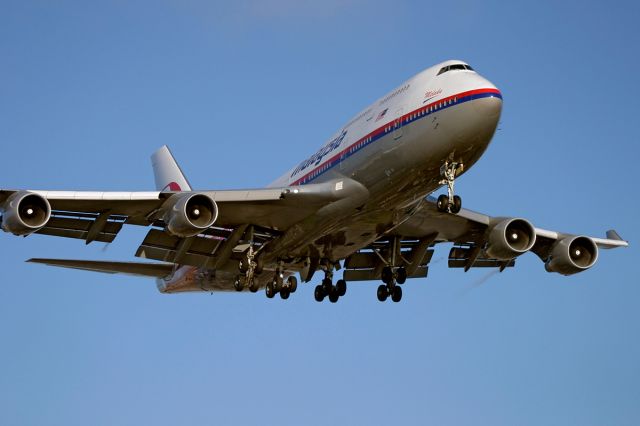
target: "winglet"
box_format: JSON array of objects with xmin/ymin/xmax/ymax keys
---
[
  {"xmin": 592, "ymin": 230, "xmax": 629, "ymax": 249},
  {"xmin": 151, "ymin": 145, "xmax": 192, "ymax": 192},
  {"xmin": 606, "ymin": 229, "xmax": 624, "ymax": 241}
]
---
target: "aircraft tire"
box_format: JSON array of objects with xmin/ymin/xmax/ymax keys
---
[
  {"xmin": 381, "ymin": 267, "xmax": 393, "ymax": 285},
  {"xmin": 287, "ymin": 276, "xmax": 298, "ymax": 293},
  {"xmin": 266, "ymin": 281, "xmax": 276, "ymax": 298},
  {"xmin": 274, "ymin": 274, "xmax": 284, "ymax": 291},
  {"xmin": 452, "ymin": 195, "xmax": 462, "ymax": 213},
  {"xmin": 396, "ymin": 268, "xmax": 407, "ymax": 284},
  {"xmin": 391, "ymin": 286, "xmax": 402, "ymax": 303},
  {"xmin": 322, "ymin": 278, "xmax": 332, "ymax": 293},
  {"xmin": 377, "ymin": 284, "xmax": 388, "ymax": 302},
  {"xmin": 233, "ymin": 277, "xmax": 243, "ymax": 292},
  {"xmin": 437, "ymin": 194, "xmax": 449, "ymax": 212},
  {"xmin": 328, "ymin": 287, "xmax": 339, "ymax": 303},
  {"xmin": 314, "ymin": 285, "xmax": 325, "ymax": 302},
  {"xmin": 336, "ymin": 279, "xmax": 347, "ymax": 297}
]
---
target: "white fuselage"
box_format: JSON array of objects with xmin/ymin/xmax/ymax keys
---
[
  {"xmin": 159, "ymin": 60, "xmax": 503, "ymax": 293},
  {"xmin": 271, "ymin": 60, "xmax": 502, "ymax": 189}
]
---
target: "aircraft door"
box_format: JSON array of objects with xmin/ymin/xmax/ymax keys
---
[{"xmin": 393, "ymin": 107, "xmax": 404, "ymax": 140}]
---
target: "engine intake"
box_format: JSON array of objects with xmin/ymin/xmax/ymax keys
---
[
  {"xmin": 545, "ymin": 236, "xmax": 598, "ymax": 275},
  {"xmin": 162, "ymin": 193, "xmax": 218, "ymax": 238},
  {"xmin": 485, "ymin": 218, "xmax": 536, "ymax": 261},
  {"xmin": 1, "ymin": 191, "xmax": 52, "ymax": 236}
]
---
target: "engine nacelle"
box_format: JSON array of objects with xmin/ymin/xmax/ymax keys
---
[
  {"xmin": 545, "ymin": 236, "xmax": 598, "ymax": 275},
  {"xmin": 0, "ymin": 191, "xmax": 52, "ymax": 236},
  {"xmin": 162, "ymin": 193, "xmax": 218, "ymax": 238},
  {"xmin": 485, "ymin": 218, "xmax": 536, "ymax": 261}
]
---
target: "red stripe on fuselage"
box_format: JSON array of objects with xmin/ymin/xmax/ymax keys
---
[{"xmin": 290, "ymin": 88, "xmax": 501, "ymax": 186}]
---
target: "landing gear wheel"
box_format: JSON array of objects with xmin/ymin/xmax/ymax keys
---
[
  {"xmin": 396, "ymin": 268, "xmax": 407, "ymax": 285},
  {"xmin": 437, "ymin": 194, "xmax": 449, "ymax": 212},
  {"xmin": 249, "ymin": 283, "xmax": 259, "ymax": 293},
  {"xmin": 328, "ymin": 287, "xmax": 339, "ymax": 303},
  {"xmin": 377, "ymin": 284, "xmax": 388, "ymax": 302},
  {"xmin": 280, "ymin": 289, "xmax": 290, "ymax": 300},
  {"xmin": 274, "ymin": 274, "xmax": 284, "ymax": 292},
  {"xmin": 322, "ymin": 278, "xmax": 333, "ymax": 294},
  {"xmin": 314, "ymin": 285, "xmax": 325, "ymax": 302},
  {"xmin": 233, "ymin": 277, "xmax": 243, "ymax": 292},
  {"xmin": 452, "ymin": 195, "xmax": 462, "ymax": 214},
  {"xmin": 287, "ymin": 276, "xmax": 298, "ymax": 293},
  {"xmin": 266, "ymin": 281, "xmax": 276, "ymax": 299},
  {"xmin": 391, "ymin": 285, "xmax": 402, "ymax": 303},
  {"xmin": 336, "ymin": 279, "xmax": 347, "ymax": 297},
  {"xmin": 381, "ymin": 267, "xmax": 393, "ymax": 285},
  {"xmin": 238, "ymin": 257, "xmax": 249, "ymax": 273}
]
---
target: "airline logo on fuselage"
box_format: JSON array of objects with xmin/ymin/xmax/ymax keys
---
[
  {"xmin": 291, "ymin": 130, "xmax": 347, "ymax": 177},
  {"xmin": 423, "ymin": 88, "xmax": 443, "ymax": 102}
]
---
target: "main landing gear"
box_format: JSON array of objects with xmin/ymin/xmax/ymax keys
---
[
  {"xmin": 265, "ymin": 261, "xmax": 298, "ymax": 300},
  {"xmin": 314, "ymin": 261, "xmax": 347, "ymax": 303},
  {"xmin": 234, "ymin": 236, "xmax": 263, "ymax": 293},
  {"xmin": 377, "ymin": 265, "xmax": 405, "ymax": 303},
  {"xmin": 436, "ymin": 161, "xmax": 463, "ymax": 214}
]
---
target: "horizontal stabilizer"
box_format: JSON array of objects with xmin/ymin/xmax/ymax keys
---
[{"xmin": 27, "ymin": 258, "xmax": 175, "ymax": 278}]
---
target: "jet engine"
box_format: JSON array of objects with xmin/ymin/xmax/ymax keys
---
[
  {"xmin": 485, "ymin": 218, "xmax": 536, "ymax": 261},
  {"xmin": 162, "ymin": 193, "xmax": 218, "ymax": 238},
  {"xmin": 544, "ymin": 236, "xmax": 598, "ymax": 275},
  {"xmin": 0, "ymin": 191, "xmax": 52, "ymax": 236}
]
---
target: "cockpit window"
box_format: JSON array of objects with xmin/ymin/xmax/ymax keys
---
[{"xmin": 437, "ymin": 64, "xmax": 474, "ymax": 75}]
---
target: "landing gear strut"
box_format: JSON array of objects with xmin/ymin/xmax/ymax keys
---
[
  {"xmin": 235, "ymin": 226, "xmax": 263, "ymax": 292},
  {"xmin": 314, "ymin": 260, "xmax": 347, "ymax": 303},
  {"xmin": 374, "ymin": 237, "xmax": 407, "ymax": 303},
  {"xmin": 437, "ymin": 161, "xmax": 463, "ymax": 214}
]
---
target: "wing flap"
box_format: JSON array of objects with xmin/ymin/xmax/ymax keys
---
[
  {"xmin": 135, "ymin": 229, "xmax": 230, "ymax": 268},
  {"xmin": 344, "ymin": 266, "xmax": 429, "ymax": 282},
  {"xmin": 36, "ymin": 216, "xmax": 124, "ymax": 243}
]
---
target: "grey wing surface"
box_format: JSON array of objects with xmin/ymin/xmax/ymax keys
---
[
  {"xmin": 388, "ymin": 196, "xmax": 628, "ymax": 275},
  {"xmin": 0, "ymin": 177, "xmax": 367, "ymax": 270}
]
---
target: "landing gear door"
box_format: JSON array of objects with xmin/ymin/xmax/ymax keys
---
[{"xmin": 393, "ymin": 107, "xmax": 404, "ymax": 140}]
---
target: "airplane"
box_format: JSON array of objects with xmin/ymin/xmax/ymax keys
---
[{"xmin": 0, "ymin": 60, "xmax": 628, "ymax": 303}]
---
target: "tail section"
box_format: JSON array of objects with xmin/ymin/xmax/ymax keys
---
[
  {"xmin": 27, "ymin": 258, "xmax": 174, "ymax": 278},
  {"xmin": 151, "ymin": 145, "xmax": 192, "ymax": 192}
]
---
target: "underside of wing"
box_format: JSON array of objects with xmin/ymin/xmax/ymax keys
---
[{"xmin": 389, "ymin": 196, "xmax": 628, "ymax": 276}]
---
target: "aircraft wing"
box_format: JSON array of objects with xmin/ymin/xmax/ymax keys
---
[
  {"xmin": 386, "ymin": 196, "xmax": 628, "ymax": 275},
  {"xmin": 0, "ymin": 177, "xmax": 367, "ymax": 248}
]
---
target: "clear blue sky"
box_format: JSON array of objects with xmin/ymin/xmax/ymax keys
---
[{"xmin": 1, "ymin": 1, "xmax": 638, "ymax": 425}]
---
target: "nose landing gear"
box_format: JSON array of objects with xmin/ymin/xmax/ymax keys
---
[{"xmin": 437, "ymin": 161, "xmax": 463, "ymax": 214}]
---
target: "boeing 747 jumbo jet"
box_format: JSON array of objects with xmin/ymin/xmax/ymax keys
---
[{"xmin": 0, "ymin": 60, "xmax": 628, "ymax": 302}]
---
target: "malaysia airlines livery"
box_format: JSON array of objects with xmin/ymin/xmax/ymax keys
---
[{"xmin": 0, "ymin": 60, "xmax": 628, "ymax": 303}]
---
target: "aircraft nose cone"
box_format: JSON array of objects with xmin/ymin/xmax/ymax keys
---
[{"xmin": 472, "ymin": 92, "xmax": 502, "ymax": 120}]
